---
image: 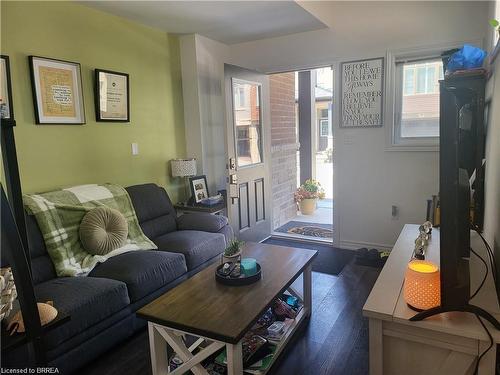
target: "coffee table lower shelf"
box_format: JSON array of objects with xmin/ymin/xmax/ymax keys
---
[
  {"xmin": 148, "ymin": 306, "xmax": 309, "ymax": 375},
  {"xmin": 147, "ymin": 266, "xmax": 312, "ymax": 375}
]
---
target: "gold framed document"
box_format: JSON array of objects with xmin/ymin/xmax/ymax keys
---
[
  {"xmin": 29, "ymin": 56, "xmax": 86, "ymax": 125},
  {"xmin": 0, "ymin": 55, "xmax": 14, "ymax": 121},
  {"xmin": 95, "ymin": 69, "xmax": 129, "ymax": 122}
]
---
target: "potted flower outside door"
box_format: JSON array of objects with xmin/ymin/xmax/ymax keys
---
[{"xmin": 294, "ymin": 179, "xmax": 325, "ymax": 215}]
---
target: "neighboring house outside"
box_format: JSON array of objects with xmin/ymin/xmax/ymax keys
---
[
  {"xmin": 401, "ymin": 60, "xmax": 443, "ymax": 137},
  {"xmin": 314, "ymin": 86, "xmax": 333, "ymax": 152},
  {"xmin": 295, "ymin": 86, "xmax": 333, "ymax": 153}
]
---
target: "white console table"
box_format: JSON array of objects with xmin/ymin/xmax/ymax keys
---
[{"xmin": 363, "ymin": 224, "xmax": 500, "ymax": 375}]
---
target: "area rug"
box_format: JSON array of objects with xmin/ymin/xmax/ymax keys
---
[
  {"xmin": 275, "ymin": 221, "xmax": 333, "ymax": 239},
  {"xmin": 262, "ymin": 237, "xmax": 354, "ymax": 275}
]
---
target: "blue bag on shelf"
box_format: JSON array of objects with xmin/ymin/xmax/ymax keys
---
[{"xmin": 447, "ymin": 44, "xmax": 487, "ymax": 72}]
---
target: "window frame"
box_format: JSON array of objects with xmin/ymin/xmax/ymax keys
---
[
  {"xmin": 385, "ymin": 42, "xmax": 477, "ymax": 152},
  {"xmin": 319, "ymin": 118, "xmax": 330, "ymax": 137}
]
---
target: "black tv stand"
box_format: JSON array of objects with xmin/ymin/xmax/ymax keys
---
[{"xmin": 410, "ymin": 303, "xmax": 500, "ymax": 330}]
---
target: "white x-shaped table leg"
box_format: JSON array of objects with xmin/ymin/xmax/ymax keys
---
[{"xmin": 149, "ymin": 323, "xmax": 225, "ymax": 375}]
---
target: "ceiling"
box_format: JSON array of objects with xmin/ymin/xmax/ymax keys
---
[{"xmin": 81, "ymin": 1, "xmax": 327, "ymax": 45}]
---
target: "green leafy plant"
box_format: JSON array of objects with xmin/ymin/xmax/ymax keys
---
[
  {"xmin": 324, "ymin": 148, "xmax": 334, "ymax": 164},
  {"xmin": 490, "ymin": 19, "xmax": 499, "ymax": 37},
  {"xmin": 224, "ymin": 239, "xmax": 245, "ymax": 257}
]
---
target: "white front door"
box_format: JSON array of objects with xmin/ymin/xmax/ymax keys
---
[{"xmin": 224, "ymin": 64, "xmax": 271, "ymax": 242}]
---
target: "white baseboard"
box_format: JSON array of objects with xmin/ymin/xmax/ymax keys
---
[{"xmin": 339, "ymin": 239, "xmax": 393, "ymax": 252}]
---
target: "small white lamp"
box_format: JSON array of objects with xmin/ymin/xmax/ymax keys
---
[{"xmin": 171, "ymin": 158, "xmax": 197, "ymax": 203}]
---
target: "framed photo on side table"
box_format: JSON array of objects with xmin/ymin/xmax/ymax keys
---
[
  {"xmin": 0, "ymin": 55, "xmax": 14, "ymax": 121},
  {"xmin": 95, "ymin": 69, "xmax": 129, "ymax": 122},
  {"xmin": 29, "ymin": 56, "xmax": 86, "ymax": 125},
  {"xmin": 189, "ymin": 175, "xmax": 209, "ymax": 203}
]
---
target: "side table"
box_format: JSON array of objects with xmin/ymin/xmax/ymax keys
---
[{"xmin": 173, "ymin": 202, "xmax": 226, "ymax": 216}]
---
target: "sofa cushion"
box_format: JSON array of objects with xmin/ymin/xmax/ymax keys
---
[
  {"xmin": 126, "ymin": 184, "xmax": 177, "ymax": 239},
  {"xmin": 35, "ymin": 276, "xmax": 130, "ymax": 349},
  {"xmin": 177, "ymin": 213, "xmax": 229, "ymax": 233},
  {"xmin": 153, "ymin": 230, "xmax": 225, "ymax": 270},
  {"xmin": 88, "ymin": 251, "xmax": 187, "ymax": 303}
]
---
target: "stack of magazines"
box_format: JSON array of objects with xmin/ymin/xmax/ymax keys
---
[{"xmin": 207, "ymin": 293, "xmax": 303, "ymax": 374}]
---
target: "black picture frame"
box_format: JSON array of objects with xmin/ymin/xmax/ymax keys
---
[
  {"xmin": 1, "ymin": 55, "xmax": 15, "ymax": 121},
  {"xmin": 189, "ymin": 175, "xmax": 209, "ymax": 203},
  {"xmin": 94, "ymin": 69, "xmax": 130, "ymax": 122},
  {"xmin": 29, "ymin": 55, "xmax": 86, "ymax": 125}
]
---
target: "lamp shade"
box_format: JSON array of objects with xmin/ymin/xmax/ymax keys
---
[
  {"xmin": 171, "ymin": 158, "xmax": 197, "ymax": 177},
  {"xmin": 403, "ymin": 259, "xmax": 441, "ymax": 311}
]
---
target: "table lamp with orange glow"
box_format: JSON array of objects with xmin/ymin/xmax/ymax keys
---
[{"xmin": 404, "ymin": 259, "xmax": 441, "ymax": 311}]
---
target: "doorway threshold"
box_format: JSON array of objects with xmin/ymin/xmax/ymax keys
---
[
  {"xmin": 269, "ymin": 232, "xmax": 333, "ymax": 245},
  {"xmin": 273, "ymin": 216, "xmax": 333, "ymax": 243}
]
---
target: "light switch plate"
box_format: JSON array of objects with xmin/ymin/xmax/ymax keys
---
[{"xmin": 131, "ymin": 143, "xmax": 139, "ymax": 155}]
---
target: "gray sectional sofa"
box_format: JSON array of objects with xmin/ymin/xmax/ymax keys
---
[{"xmin": 3, "ymin": 183, "xmax": 233, "ymax": 373}]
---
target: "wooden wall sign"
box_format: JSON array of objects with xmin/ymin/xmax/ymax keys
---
[{"xmin": 341, "ymin": 57, "xmax": 384, "ymax": 128}]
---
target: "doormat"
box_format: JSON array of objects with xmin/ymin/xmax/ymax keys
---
[
  {"xmin": 262, "ymin": 238, "xmax": 353, "ymax": 275},
  {"xmin": 275, "ymin": 221, "xmax": 333, "ymax": 239}
]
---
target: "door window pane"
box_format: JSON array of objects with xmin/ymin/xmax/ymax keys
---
[{"xmin": 232, "ymin": 80, "xmax": 263, "ymax": 167}]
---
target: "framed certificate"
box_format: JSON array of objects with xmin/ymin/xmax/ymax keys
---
[
  {"xmin": 29, "ymin": 56, "xmax": 86, "ymax": 125},
  {"xmin": 95, "ymin": 69, "xmax": 129, "ymax": 122},
  {"xmin": 0, "ymin": 55, "xmax": 14, "ymax": 121}
]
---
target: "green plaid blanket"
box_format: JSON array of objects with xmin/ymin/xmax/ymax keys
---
[{"xmin": 23, "ymin": 184, "xmax": 157, "ymax": 277}]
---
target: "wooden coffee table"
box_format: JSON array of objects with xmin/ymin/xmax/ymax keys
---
[{"xmin": 137, "ymin": 242, "xmax": 317, "ymax": 375}]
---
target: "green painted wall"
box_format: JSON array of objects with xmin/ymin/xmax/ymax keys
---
[{"xmin": 1, "ymin": 1, "xmax": 186, "ymax": 201}]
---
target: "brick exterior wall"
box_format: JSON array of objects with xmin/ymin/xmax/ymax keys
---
[{"xmin": 270, "ymin": 72, "xmax": 298, "ymax": 230}]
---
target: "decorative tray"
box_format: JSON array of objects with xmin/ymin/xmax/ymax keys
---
[{"xmin": 215, "ymin": 263, "xmax": 262, "ymax": 286}]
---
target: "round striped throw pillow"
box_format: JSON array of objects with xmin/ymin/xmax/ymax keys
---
[{"xmin": 79, "ymin": 207, "xmax": 128, "ymax": 255}]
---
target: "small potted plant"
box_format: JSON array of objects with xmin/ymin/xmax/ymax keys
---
[
  {"xmin": 490, "ymin": 19, "xmax": 499, "ymax": 39},
  {"xmin": 222, "ymin": 239, "xmax": 245, "ymax": 264},
  {"xmin": 294, "ymin": 179, "xmax": 325, "ymax": 215}
]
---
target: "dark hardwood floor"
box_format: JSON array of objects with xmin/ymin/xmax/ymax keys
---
[{"xmin": 77, "ymin": 261, "xmax": 380, "ymax": 375}]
